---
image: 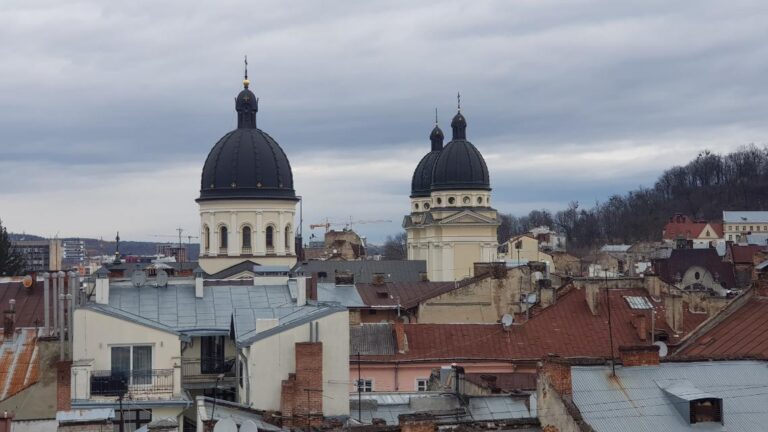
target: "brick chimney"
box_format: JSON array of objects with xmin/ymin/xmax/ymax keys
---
[
  {"xmin": 0, "ymin": 411, "xmax": 13, "ymax": 432},
  {"xmin": 281, "ymin": 342, "xmax": 323, "ymax": 428},
  {"xmin": 394, "ymin": 321, "xmax": 408, "ymax": 354},
  {"xmin": 3, "ymin": 299, "xmax": 16, "ymax": 340},
  {"xmin": 632, "ymin": 313, "xmax": 648, "ymax": 341},
  {"xmin": 585, "ymin": 284, "xmax": 600, "ymax": 315},
  {"xmin": 308, "ymin": 273, "xmax": 318, "ymax": 302},
  {"xmin": 399, "ymin": 413, "xmax": 437, "ymax": 432},
  {"xmin": 541, "ymin": 354, "xmax": 571, "ymax": 396},
  {"xmin": 619, "ymin": 345, "xmax": 660, "ymax": 367},
  {"xmin": 665, "ymin": 295, "xmax": 683, "ymax": 334},
  {"xmin": 57, "ymin": 361, "xmax": 72, "ymax": 411}
]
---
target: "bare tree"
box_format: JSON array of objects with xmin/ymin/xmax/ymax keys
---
[{"xmin": 383, "ymin": 232, "xmax": 407, "ymax": 260}]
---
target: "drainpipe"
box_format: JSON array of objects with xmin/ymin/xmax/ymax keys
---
[
  {"xmin": 51, "ymin": 274, "xmax": 58, "ymax": 337},
  {"xmin": 43, "ymin": 273, "xmax": 50, "ymax": 336},
  {"xmin": 58, "ymin": 291, "xmax": 65, "ymax": 360},
  {"xmin": 238, "ymin": 350, "xmax": 250, "ymax": 405},
  {"xmin": 66, "ymin": 293, "xmax": 73, "ymax": 359}
]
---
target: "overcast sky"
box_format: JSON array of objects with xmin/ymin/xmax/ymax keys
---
[{"xmin": 1, "ymin": 0, "xmax": 767, "ymax": 244}]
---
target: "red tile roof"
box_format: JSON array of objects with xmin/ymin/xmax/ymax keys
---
[
  {"xmin": 662, "ymin": 215, "xmax": 722, "ymax": 240},
  {"xmin": 359, "ymin": 285, "xmax": 708, "ymax": 362},
  {"xmin": 0, "ymin": 328, "xmax": 41, "ymax": 401},
  {"xmin": 356, "ymin": 281, "xmax": 457, "ymax": 309},
  {"xmin": 675, "ymin": 291, "xmax": 768, "ymax": 359},
  {"xmin": 729, "ymin": 244, "xmax": 764, "ymax": 264},
  {"xmin": 0, "ymin": 281, "xmax": 49, "ymax": 327}
]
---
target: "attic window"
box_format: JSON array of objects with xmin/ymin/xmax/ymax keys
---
[
  {"xmin": 624, "ymin": 296, "xmax": 653, "ymax": 309},
  {"xmin": 691, "ymin": 398, "xmax": 723, "ymax": 424}
]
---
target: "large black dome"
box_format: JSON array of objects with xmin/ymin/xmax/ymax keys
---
[
  {"xmin": 430, "ymin": 111, "xmax": 490, "ymax": 191},
  {"xmin": 197, "ymin": 79, "xmax": 297, "ymax": 202}
]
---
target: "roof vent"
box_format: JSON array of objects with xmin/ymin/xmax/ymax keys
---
[
  {"xmin": 372, "ymin": 273, "xmax": 386, "ymax": 286},
  {"xmin": 657, "ymin": 380, "xmax": 724, "ymax": 426}
]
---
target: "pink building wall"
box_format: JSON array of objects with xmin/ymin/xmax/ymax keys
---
[{"xmin": 348, "ymin": 361, "xmax": 534, "ymax": 392}]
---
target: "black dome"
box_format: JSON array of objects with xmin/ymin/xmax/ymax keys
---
[
  {"xmin": 197, "ymin": 80, "xmax": 296, "ymax": 202},
  {"xmin": 411, "ymin": 150, "xmax": 441, "ymax": 198},
  {"xmin": 431, "ymin": 111, "xmax": 490, "ymax": 191},
  {"xmin": 410, "ymin": 124, "xmax": 445, "ymax": 198}
]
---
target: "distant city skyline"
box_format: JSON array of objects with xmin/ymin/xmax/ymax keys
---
[{"xmin": 1, "ymin": 0, "xmax": 767, "ymax": 243}]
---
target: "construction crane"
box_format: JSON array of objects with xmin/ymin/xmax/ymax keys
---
[
  {"xmin": 309, "ymin": 218, "xmax": 392, "ymax": 233},
  {"xmin": 151, "ymin": 228, "xmax": 199, "ymax": 270}
]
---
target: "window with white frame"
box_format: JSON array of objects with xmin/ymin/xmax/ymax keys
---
[
  {"xmin": 357, "ymin": 379, "xmax": 373, "ymax": 392},
  {"xmin": 416, "ymin": 378, "xmax": 429, "ymax": 391},
  {"xmin": 111, "ymin": 345, "xmax": 152, "ymax": 384}
]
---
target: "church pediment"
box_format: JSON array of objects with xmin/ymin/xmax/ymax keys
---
[{"xmin": 439, "ymin": 210, "xmax": 497, "ymax": 225}]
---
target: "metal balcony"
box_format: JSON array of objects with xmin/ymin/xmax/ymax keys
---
[
  {"xmin": 180, "ymin": 357, "xmax": 237, "ymax": 389},
  {"xmin": 90, "ymin": 369, "xmax": 174, "ymax": 400}
]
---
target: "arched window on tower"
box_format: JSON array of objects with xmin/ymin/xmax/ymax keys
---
[
  {"xmin": 266, "ymin": 226, "xmax": 274, "ymax": 252},
  {"xmin": 220, "ymin": 226, "xmax": 228, "ymax": 254},
  {"xmin": 204, "ymin": 225, "xmax": 210, "ymax": 254},
  {"xmin": 285, "ymin": 224, "xmax": 291, "ymax": 253},
  {"xmin": 242, "ymin": 226, "xmax": 252, "ymax": 254}
]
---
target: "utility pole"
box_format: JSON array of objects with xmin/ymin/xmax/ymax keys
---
[{"xmin": 357, "ymin": 351, "xmax": 362, "ymax": 423}]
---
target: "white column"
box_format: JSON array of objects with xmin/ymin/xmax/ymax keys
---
[
  {"xmin": 208, "ymin": 212, "xmax": 215, "ymax": 256},
  {"xmin": 256, "ymin": 212, "xmax": 265, "ymax": 255},
  {"xmin": 442, "ymin": 243, "xmax": 455, "ymax": 281},
  {"xmin": 276, "ymin": 211, "xmax": 285, "ymax": 256},
  {"xmin": 230, "ymin": 212, "xmax": 238, "ymax": 256},
  {"xmin": 211, "ymin": 213, "xmax": 219, "ymax": 256},
  {"xmin": 289, "ymin": 212, "xmax": 296, "ymax": 255}
]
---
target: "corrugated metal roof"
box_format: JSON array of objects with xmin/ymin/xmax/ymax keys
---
[
  {"xmin": 86, "ymin": 281, "xmax": 345, "ymax": 346},
  {"xmin": 292, "ymin": 260, "xmax": 426, "ymax": 283},
  {"xmin": 0, "ymin": 328, "xmax": 41, "ymax": 402},
  {"xmin": 723, "ymin": 211, "xmax": 768, "ymax": 223},
  {"xmin": 356, "ymin": 281, "xmax": 456, "ymax": 308},
  {"xmin": 318, "ymin": 282, "xmax": 365, "ymax": 307},
  {"xmin": 571, "ymin": 360, "xmax": 768, "ymax": 431},
  {"xmin": 350, "ymin": 324, "xmax": 395, "ymax": 355},
  {"xmin": 352, "ymin": 393, "xmax": 536, "ymax": 426},
  {"xmin": 0, "ymin": 280, "xmax": 50, "ymax": 327}
]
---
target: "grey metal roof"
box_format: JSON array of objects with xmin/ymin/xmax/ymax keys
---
[
  {"xmin": 723, "ymin": 211, "xmax": 768, "ymax": 223},
  {"xmin": 600, "ymin": 244, "xmax": 632, "ymax": 253},
  {"xmin": 318, "ymin": 282, "xmax": 365, "ymax": 307},
  {"xmin": 351, "ymin": 393, "xmax": 536, "ymax": 426},
  {"xmin": 85, "ymin": 280, "xmax": 344, "ymax": 346},
  {"xmin": 292, "ymin": 260, "xmax": 426, "ymax": 283},
  {"xmin": 198, "ymin": 397, "xmax": 283, "ymax": 431},
  {"xmin": 571, "ymin": 360, "xmax": 768, "ymax": 431},
  {"xmin": 350, "ymin": 324, "xmax": 395, "ymax": 355}
]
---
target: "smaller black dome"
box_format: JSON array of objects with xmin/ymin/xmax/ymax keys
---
[
  {"xmin": 429, "ymin": 125, "xmax": 444, "ymax": 151},
  {"xmin": 411, "ymin": 150, "xmax": 441, "ymax": 198},
  {"xmin": 451, "ymin": 111, "xmax": 467, "ymax": 140},
  {"xmin": 431, "ymin": 111, "xmax": 490, "ymax": 192}
]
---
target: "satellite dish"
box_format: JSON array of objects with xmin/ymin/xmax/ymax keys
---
[
  {"xmin": 156, "ymin": 270, "xmax": 168, "ymax": 287},
  {"xmin": 654, "ymin": 341, "xmax": 668, "ymax": 358},
  {"xmin": 501, "ymin": 314, "xmax": 514, "ymax": 330},
  {"xmin": 240, "ymin": 420, "xmax": 259, "ymax": 432},
  {"xmin": 526, "ymin": 293, "xmax": 538, "ymax": 304},
  {"xmin": 131, "ymin": 270, "xmax": 147, "ymax": 287},
  {"xmin": 213, "ymin": 418, "xmax": 238, "ymax": 432},
  {"xmin": 22, "ymin": 275, "xmax": 33, "ymax": 289}
]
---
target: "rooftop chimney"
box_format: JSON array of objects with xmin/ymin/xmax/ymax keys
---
[
  {"xmin": 633, "ymin": 313, "xmax": 648, "ymax": 341},
  {"xmin": 4, "ymin": 299, "xmax": 16, "ymax": 340},
  {"xmin": 295, "ymin": 276, "xmax": 307, "ymax": 306},
  {"xmin": 585, "ymin": 284, "xmax": 600, "ymax": 315},
  {"xmin": 541, "ymin": 354, "xmax": 572, "ymax": 396},
  {"xmin": 194, "ymin": 267, "xmax": 204, "ymax": 299},
  {"xmin": 665, "ymin": 295, "xmax": 684, "ymax": 334},
  {"xmin": 94, "ymin": 266, "xmax": 110, "ymax": 304},
  {"xmin": 394, "ymin": 321, "xmax": 408, "ymax": 354},
  {"xmin": 619, "ymin": 345, "xmax": 660, "ymax": 367}
]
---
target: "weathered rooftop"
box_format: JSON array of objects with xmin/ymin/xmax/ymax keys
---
[
  {"xmin": 0, "ymin": 328, "xmax": 41, "ymax": 402},
  {"xmin": 572, "ymin": 360, "xmax": 768, "ymax": 431},
  {"xmin": 292, "ymin": 260, "xmax": 426, "ymax": 284}
]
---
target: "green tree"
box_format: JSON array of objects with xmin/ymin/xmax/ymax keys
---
[{"xmin": 0, "ymin": 219, "xmax": 25, "ymax": 275}]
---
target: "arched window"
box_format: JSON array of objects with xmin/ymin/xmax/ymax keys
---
[
  {"xmin": 266, "ymin": 226, "xmax": 274, "ymax": 249},
  {"xmin": 242, "ymin": 226, "xmax": 252, "ymax": 253},
  {"xmin": 285, "ymin": 224, "xmax": 291, "ymax": 252},
  {"xmin": 204, "ymin": 225, "xmax": 210, "ymax": 254},
  {"xmin": 220, "ymin": 226, "xmax": 228, "ymax": 253}
]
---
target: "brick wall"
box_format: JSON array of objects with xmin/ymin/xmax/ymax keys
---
[
  {"xmin": 394, "ymin": 321, "xmax": 408, "ymax": 354},
  {"xmin": 541, "ymin": 355, "xmax": 571, "ymax": 396},
  {"xmin": 619, "ymin": 345, "xmax": 660, "ymax": 366},
  {"xmin": 57, "ymin": 361, "xmax": 72, "ymax": 411},
  {"xmin": 280, "ymin": 342, "xmax": 323, "ymax": 428},
  {"xmin": 399, "ymin": 413, "xmax": 437, "ymax": 432}
]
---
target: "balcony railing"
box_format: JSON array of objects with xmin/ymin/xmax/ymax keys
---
[
  {"xmin": 90, "ymin": 369, "xmax": 174, "ymax": 400},
  {"xmin": 242, "ymin": 246, "xmax": 252, "ymax": 255},
  {"xmin": 181, "ymin": 356, "xmax": 236, "ymax": 386}
]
